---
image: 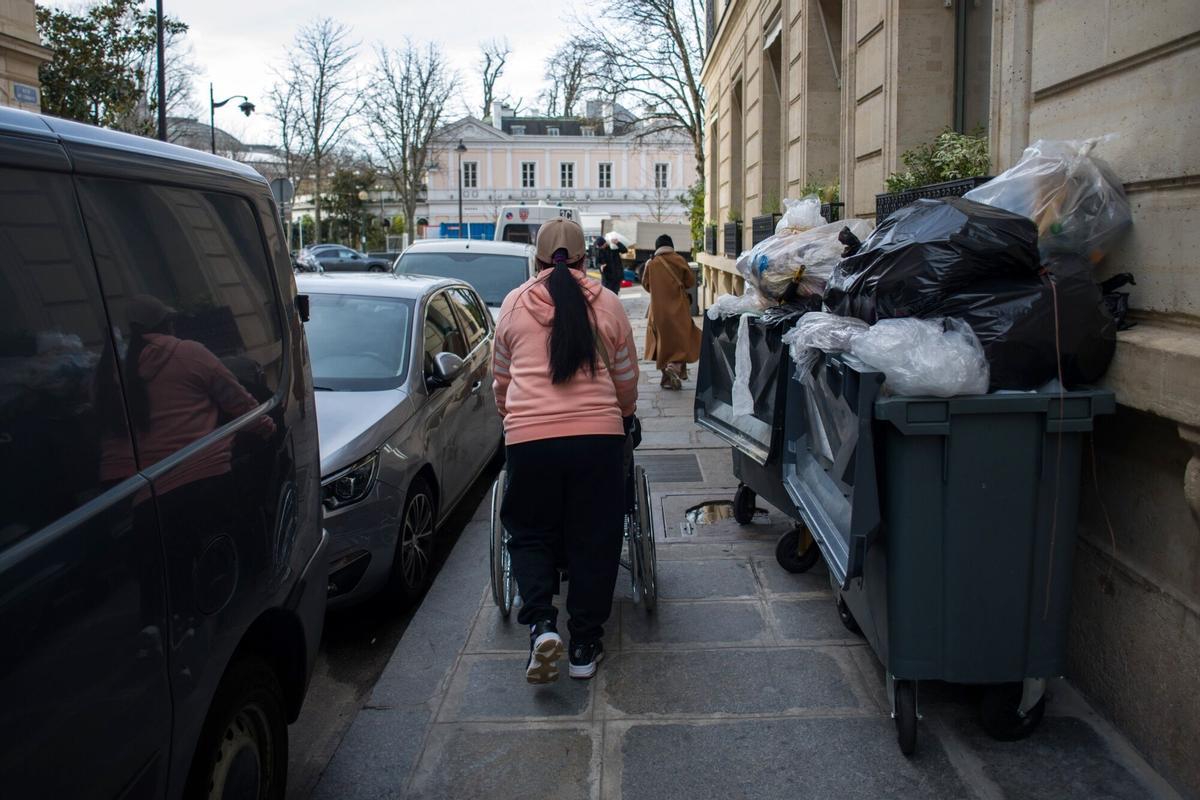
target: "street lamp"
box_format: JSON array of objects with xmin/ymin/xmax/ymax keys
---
[
  {"xmin": 455, "ymin": 139, "xmax": 467, "ymax": 239},
  {"xmin": 209, "ymin": 83, "xmax": 255, "ymax": 154},
  {"xmin": 155, "ymin": 0, "xmax": 166, "ymax": 141}
]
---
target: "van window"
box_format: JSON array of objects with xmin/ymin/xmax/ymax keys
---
[
  {"xmin": 76, "ymin": 179, "xmax": 285, "ymax": 469},
  {"xmin": 0, "ymin": 168, "xmax": 130, "ymax": 541}
]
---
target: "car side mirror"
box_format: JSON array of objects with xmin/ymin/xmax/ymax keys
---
[
  {"xmin": 296, "ymin": 294, "xmax": 310, "ymax": 323},
  {"xmin": 429, "ymin": 352, "xmax": 465, "ymax": 386},
  {"xmin": 351, "ymin": 253, "xmax": 361, "ymax": 259}
]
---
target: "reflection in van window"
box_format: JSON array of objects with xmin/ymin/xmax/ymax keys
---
[
  {"xmin": 77, "ymin": 180, "xmax": 285, "ymax": 471},
  {"xmin": 0, "ymin": 168, "xmax": 126, "ymax": 544}
]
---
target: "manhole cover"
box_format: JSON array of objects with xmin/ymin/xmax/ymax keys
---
[{"xmin": 637, "ymin": 452, "xmax": 703, "ymax": 483}]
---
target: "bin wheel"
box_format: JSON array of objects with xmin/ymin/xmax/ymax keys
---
[
  {"xmin": 980, "ymin": 683, "xmax": 1046, "ymax": 741},
  {"xmin": 489, "ymin": 470, "xmax": 515, "ymax": 618},
  {"xmin": 634, "ymin": 465, "xmax": 657, "ymax": 611},
  {"xmin": 732, "ymin": 484, "xmax": 756, "ymax": 525},
  {"xmin": 836, "ymin": 595, "xmax": 862, "ymax": 635},
  {"xmin": 894, "ymin": 680, "xmax": 918, "ymax": 756},
  {"xmin": 775, "ymin": 526, "xmax": 821, "ymax": 574}
]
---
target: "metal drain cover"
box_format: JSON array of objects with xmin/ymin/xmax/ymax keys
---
[{"xmin": 636, "ymin": 452, "xmax": 703, "ymax": 483}]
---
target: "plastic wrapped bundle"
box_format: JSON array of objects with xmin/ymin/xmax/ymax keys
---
[
  {"xmin": 963, "ymin": 136, "xmax": 1131, "ymax": 262},
  {"xmin": 824, "ymin": 197, "xmax": 1039, "ymax": 322},
  {"xmin": 737, "ymin": 219, "xmax": 874, "ymax": 303},
  {"xmin": 849, "ymin": 318, "xmax": 990, "ymax": 397},
  {"xmin": 706, "ymin": 284, "xmax": 769, "ymax": 320},
  {"xmin": 775, "ymin": 196, "xmax": 825, "ymax": 234},
  {"xmin": 781, "ymin": 312, "xmax": 869, "ymax": 374}
]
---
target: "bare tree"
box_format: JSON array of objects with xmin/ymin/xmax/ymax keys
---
[
  {"xmin": 479, "ymin": 38, "xmax": 510, "ymax": 119},
  {"xmin": 541, "ymin": 43, "xmax": 588, "ymax": 117},
  {"xmin": 366, "ymin": 40, "xmax": 456, "ymax": 241},
  {"xmin": 572, "ymin": 0, "xmax": 706, "ymax": 179},
  {"xmin": 271, "ymin": 18, "xmax": 361, "ymax": 237},
  {"xmin": 103, "ymin": 11, "xmax": 197, "ymax": 139}
]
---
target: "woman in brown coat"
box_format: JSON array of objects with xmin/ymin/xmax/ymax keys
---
[{"xmin": 642, "ymin": 234, "xmax": 701, "ymax": 390}]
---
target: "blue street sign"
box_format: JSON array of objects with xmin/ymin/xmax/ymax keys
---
[{"xmin": 13, "ymin": 84, "xmax": 38, "ymax": 105}]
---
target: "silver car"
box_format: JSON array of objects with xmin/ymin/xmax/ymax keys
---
[
  {"xmin": 297, "ymin": 273, "xmax": 502, "ymax": 606},
  {"xmin": 393, "ymin": 239, "xmax": 536, "ymax": 319}
]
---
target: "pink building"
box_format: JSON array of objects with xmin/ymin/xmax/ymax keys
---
[{"xmin": 423, "ymin": 102, "xmax": 697, "ymax": 236}]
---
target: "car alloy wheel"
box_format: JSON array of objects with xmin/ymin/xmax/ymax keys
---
[{"xmin": 392, "ymin": 478, "xmax": 436, "ymax": 602}]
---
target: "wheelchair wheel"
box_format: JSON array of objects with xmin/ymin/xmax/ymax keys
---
[
  {"xmin": 634, "ymin": 465, "xmax": 657, "ymax": 611},
  {"xmin": 489, "ymin": 469, "xmax": 515, "ymax": 617},
  {"xmin": 626, "ymin": 511, "xmax": 641, "ymax": 603}
]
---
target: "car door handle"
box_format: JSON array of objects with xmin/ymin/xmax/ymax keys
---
[{"xmin": 471, "ymin": 380, "xmax": 483, "ymax": 394}]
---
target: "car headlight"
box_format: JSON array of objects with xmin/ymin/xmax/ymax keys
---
[{"xmin": 321, "ymin": 451, "xmax": 380, "ymax": 510}]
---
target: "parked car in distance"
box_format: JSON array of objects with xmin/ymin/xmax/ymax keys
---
[
  {"xmin": 393, "ymin": 239, "xmax": 536, "ymax": 319},
  {"xmin": 297, "ymin": 273, "xmax": 502, "ymax": 606},
  {"xmin": 305, "ymin": 243, "xmax": 392, "ymax": 272},
  {"xmin": 0, "ymin": 108, "xmax": 326, "ymax": 799}
]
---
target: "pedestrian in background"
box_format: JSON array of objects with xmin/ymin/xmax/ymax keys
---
[
  {"xmin": 596, "ymin": 235, "xmax": 627, "ymax": 295},
  {"xmin": 493, "ymin": 218, "xmax": 640, "ymax": 684},
  {"xmin": 642, "ymin": 234, "xmax": 700, "ymax": 390}
]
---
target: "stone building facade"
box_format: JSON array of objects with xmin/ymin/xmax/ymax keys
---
[
  {"xmin": 698, "ymin": 0, "xmax": 1200, "ymax": 795},
  {"xmin": 423, "ymin": 101, "xmax": 697, "ymax": 236},
  {"xmin": 0, "ymin": 0, "xmax": 49, "ymax": 111}
]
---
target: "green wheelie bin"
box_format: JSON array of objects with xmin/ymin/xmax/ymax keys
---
[{"xmin": 782, "ymin": 352, "xmax": 1115, "ymax": 755}]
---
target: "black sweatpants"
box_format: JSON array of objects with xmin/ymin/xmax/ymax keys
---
[{"xmin": 501, "ymin": 434, "xmax": 625, "ymax": 643}]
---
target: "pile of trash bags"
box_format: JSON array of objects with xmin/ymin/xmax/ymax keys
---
[
  {"xmin": 705, "ymin": 136, "xmax": 1132, "ymax": 397},
  {"xmin": 721, "ymin": 197, "xmax": 875, "ymax": 309}
]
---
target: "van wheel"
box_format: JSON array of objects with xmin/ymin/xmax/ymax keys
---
[
  {"xmin": 390, "ymin": 477, "xmax": 436, "ymax": 604},
  {"xmin": 185, "ymin": 656, "xmax": 286, "ymax": 800}
]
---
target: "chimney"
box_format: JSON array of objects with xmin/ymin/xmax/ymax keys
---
[
  {"xmin": 491, "ymin": 100, "xmax": 505, "ymax": 129},
  {"xmin": 601, "ymin": 101, "xmax": 615, "ymax": 135}
]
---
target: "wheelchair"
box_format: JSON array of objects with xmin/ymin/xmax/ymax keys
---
[{"xmin": 489, "ymin": 457, "xmax": 657, "ymax": 618}]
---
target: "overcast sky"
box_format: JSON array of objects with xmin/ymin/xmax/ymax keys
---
[{"xmin": 50, "ymin": 0, "xmax": 590, "ymax": 144}]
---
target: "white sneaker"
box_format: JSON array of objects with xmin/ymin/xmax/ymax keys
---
[{"xmin": 526, "ymin": 621, "xmax": 564, "ymax": 684}]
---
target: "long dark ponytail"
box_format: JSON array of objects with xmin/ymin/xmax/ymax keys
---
[{"xmin": 545, "ymin": 248, "xmax": 596, "ymax": 384}]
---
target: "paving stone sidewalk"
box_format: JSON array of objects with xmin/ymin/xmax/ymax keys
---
[{"xmin": 311, "ymin": 288, "xmax": 1179, "ymax": 800}]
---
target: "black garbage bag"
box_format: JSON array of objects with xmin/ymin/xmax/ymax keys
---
[
  {"xmin": 824, "ymin": 197, "xmax": 1040, "ymax": 322},
  {"xmin": 759, "ymin": 295, "xmax": 822, "ymax": 328},
  {"xmin": 929, "ymin": 254, "xmax": 1116, "ymax": 389}
]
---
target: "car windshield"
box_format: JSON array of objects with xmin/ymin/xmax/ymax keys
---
[
  {"xmin": 395, "ymin": 251, "xmax": 528, "ymax": 306},
  {"xmin": 305, "ymin": 293, "xmax": 413, "ymax": 390}
]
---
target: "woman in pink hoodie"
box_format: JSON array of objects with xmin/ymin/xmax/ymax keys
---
[{"xmin": 493, "ymin": 218, "xmax": 639, "ymax": 684}]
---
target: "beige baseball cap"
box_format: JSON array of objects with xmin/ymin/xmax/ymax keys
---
[{"xmin": 535, "ymin": 217, "xmax": 586, "ymax": 266}]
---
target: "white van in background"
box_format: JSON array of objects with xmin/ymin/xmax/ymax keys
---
[{"xmin": 495, "ymin": 203, "xmax": 581, "ymax": 244}]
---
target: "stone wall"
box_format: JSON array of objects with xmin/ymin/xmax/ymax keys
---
[{"xmin": 0, "ymin": 0, "xmax": 48, "ymax": 111}]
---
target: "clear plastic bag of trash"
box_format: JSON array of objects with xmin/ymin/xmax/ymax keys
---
[
  {"xmin": 963, "ymin": 136, "xmax": 1131, "ymax": 262},
  {"xmin": 737, "ymin": 218, "xmax": 874, "ymax": 303},
  {"xmin": 781, "ymin": 312, "xmax": 869, "ymax": 374},
  {"xmin": 732, "ymin": 314, "xmax": 755, "ymax": 416},
  {"xmin": 706, "ymin": 284, "xmax": 769, "ymax": 319},
  {"xmin": 849, "ymin": 317, "xmax": 990, "ymax": 397},
  {"xmin": 775, "ymin": 196, "xmax": 825, "ymax": 235}
]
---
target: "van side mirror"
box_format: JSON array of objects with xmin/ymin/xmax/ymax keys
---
[
  {"xmin": 428, "ymin": 352, "xmax": 464, "ymax": 387},
  {"xmin": 296, "ymin": 294, "xmax": 310, "ymax": 323}
]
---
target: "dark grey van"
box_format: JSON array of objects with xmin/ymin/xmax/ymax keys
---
[{"xmin": 0, "ymin": 109, "xmax": 326, "ymax": 799}]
